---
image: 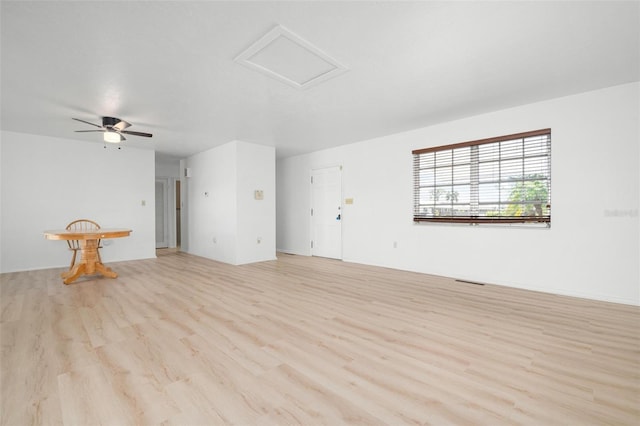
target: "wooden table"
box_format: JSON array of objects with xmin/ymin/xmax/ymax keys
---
[{"xmin": 44, "ymin": 228, "xmax": 132, "ymax": 284}]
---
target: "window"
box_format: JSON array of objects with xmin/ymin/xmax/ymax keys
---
[{"xmin": 413, "ymin": 129, "xmax": 551, "ymax": 225}]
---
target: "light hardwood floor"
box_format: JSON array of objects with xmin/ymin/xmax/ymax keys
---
[{"xmin": 1, "ymin": 252, "xmax": 638, "ymax": 425}]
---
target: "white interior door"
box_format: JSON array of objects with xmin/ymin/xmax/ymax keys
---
[
  {"xmin": 155, "ymin": 179, "xmax": 169, "ymax": 249},
  {"xmin": 311, "ymin": 166, "xmax": 342, "ymax": 259}
]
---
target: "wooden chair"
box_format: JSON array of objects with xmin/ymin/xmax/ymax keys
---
[{"xmin": 65, "ymin": 219, "xmax": 102, "ymax": 269}]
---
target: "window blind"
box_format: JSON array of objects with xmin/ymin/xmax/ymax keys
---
[{"xmin": 412, "ymin": 129, "xmax": 551, "ymax": 224}]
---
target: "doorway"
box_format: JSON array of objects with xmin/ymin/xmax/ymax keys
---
[
  {"xmin": 155, "ymin": 178, "xmax": 170, "ymax": 249},
  {"xmin": 176, "ymin": 180, "xmax": 181, "ymax": 247},
  {"xmin": 310, "ymin": 166, "xmax": 342, "ymax": 259}
]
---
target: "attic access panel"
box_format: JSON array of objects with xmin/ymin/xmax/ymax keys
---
[{"xmin": 235, "ymin": 25, "xmax": 348, "ymax": 90}]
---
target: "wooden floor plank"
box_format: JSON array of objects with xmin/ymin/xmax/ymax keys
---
[{"xmin": 1, "ymin": 251, "xmax": 638, "ymax": 425}]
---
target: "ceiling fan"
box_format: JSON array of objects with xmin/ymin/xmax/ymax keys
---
[{"xmin": 72, "ymin": 117, "xmax": 152, "ymax": 143}]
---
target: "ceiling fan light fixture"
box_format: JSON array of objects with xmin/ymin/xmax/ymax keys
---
[
  {"xmin": 103, "ymin": 131, "xmax": 122, "ymax": 143},
  {"xmin": 73, "ymin": 117, "xmax": 151, "ymax": 143}
]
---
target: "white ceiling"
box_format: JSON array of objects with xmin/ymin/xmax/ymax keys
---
[{"xmin": 1, "ymin": 1, "xmax": 638, "ymax": 159}]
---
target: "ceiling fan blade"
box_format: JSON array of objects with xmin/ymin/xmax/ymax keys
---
[
  {"xmin": 121, "ymin": 130, "xmax": 153, "ymax": 138},
  {"xmin": 74, "ymin": 130, "xmax": 105, "ymax": 133},
  {"xmin": 72, "ymin": 118, "xmax": 103, "ymax": 128},
  {"xmin": 113, "ymin": 120, "xmax": 131, "ymax": 131},
  {"xmin": 102, "ymin": 117, "xmax": 131, "ymax": 131}
]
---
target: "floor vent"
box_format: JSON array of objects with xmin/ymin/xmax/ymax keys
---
[{"xmin": 455, "ymin": 279, "xmax": 486, "ymax": 286}]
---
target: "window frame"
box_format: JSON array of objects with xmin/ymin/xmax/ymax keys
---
[{"xmin": 412, "ymin": 129, "xmax": 551, "ymax": 225}]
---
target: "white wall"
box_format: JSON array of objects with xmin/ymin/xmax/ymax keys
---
[
  {"xmin": 186, "ymin": 140, "xmax": 276, "ymax": 265},
  {"xmin": 0, "ymin": 131, "xmax": 156, "ymax": 272},
  {"xmin": 277, "ymin": 154, "xmax": 312, "ymax": 256},
  {"xmin": 187, "ymin": 141, "xmax": 238, "ymax": 264},
  {"xmin": 236, "ymin": 141, "xmax": 276, "ymax": 265},
  {"xmin": 155, "ymin": 154, "xmax": 181, "ymax": 178},
  {"xmin": 277, "ymin": 82, "xmax": 640, "ymax": 305}
]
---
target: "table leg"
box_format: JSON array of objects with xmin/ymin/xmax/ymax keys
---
[
  {"xmin": 62, "ymin": 263, "xmax": 87, "ymax": 285},
  {"xmin": 95, "ymin": 263, "xmax": 118, "ymax": 279},
  {"xmin": 81, "ymin": 239, "xmax": 99, "ymax": 275},
  {"xmin": 60, "ymin": 239, "xmax": 118, "ymax": 284}
]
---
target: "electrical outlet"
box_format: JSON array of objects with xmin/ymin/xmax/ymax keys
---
[{"xmin": 257, "ymin": 237, "xmax": 262, "ymax": 244}]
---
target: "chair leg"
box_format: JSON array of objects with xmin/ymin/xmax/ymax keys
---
[{"xmin": 69, "ymin": 250, "xmax": 77, "ymax": 269}]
